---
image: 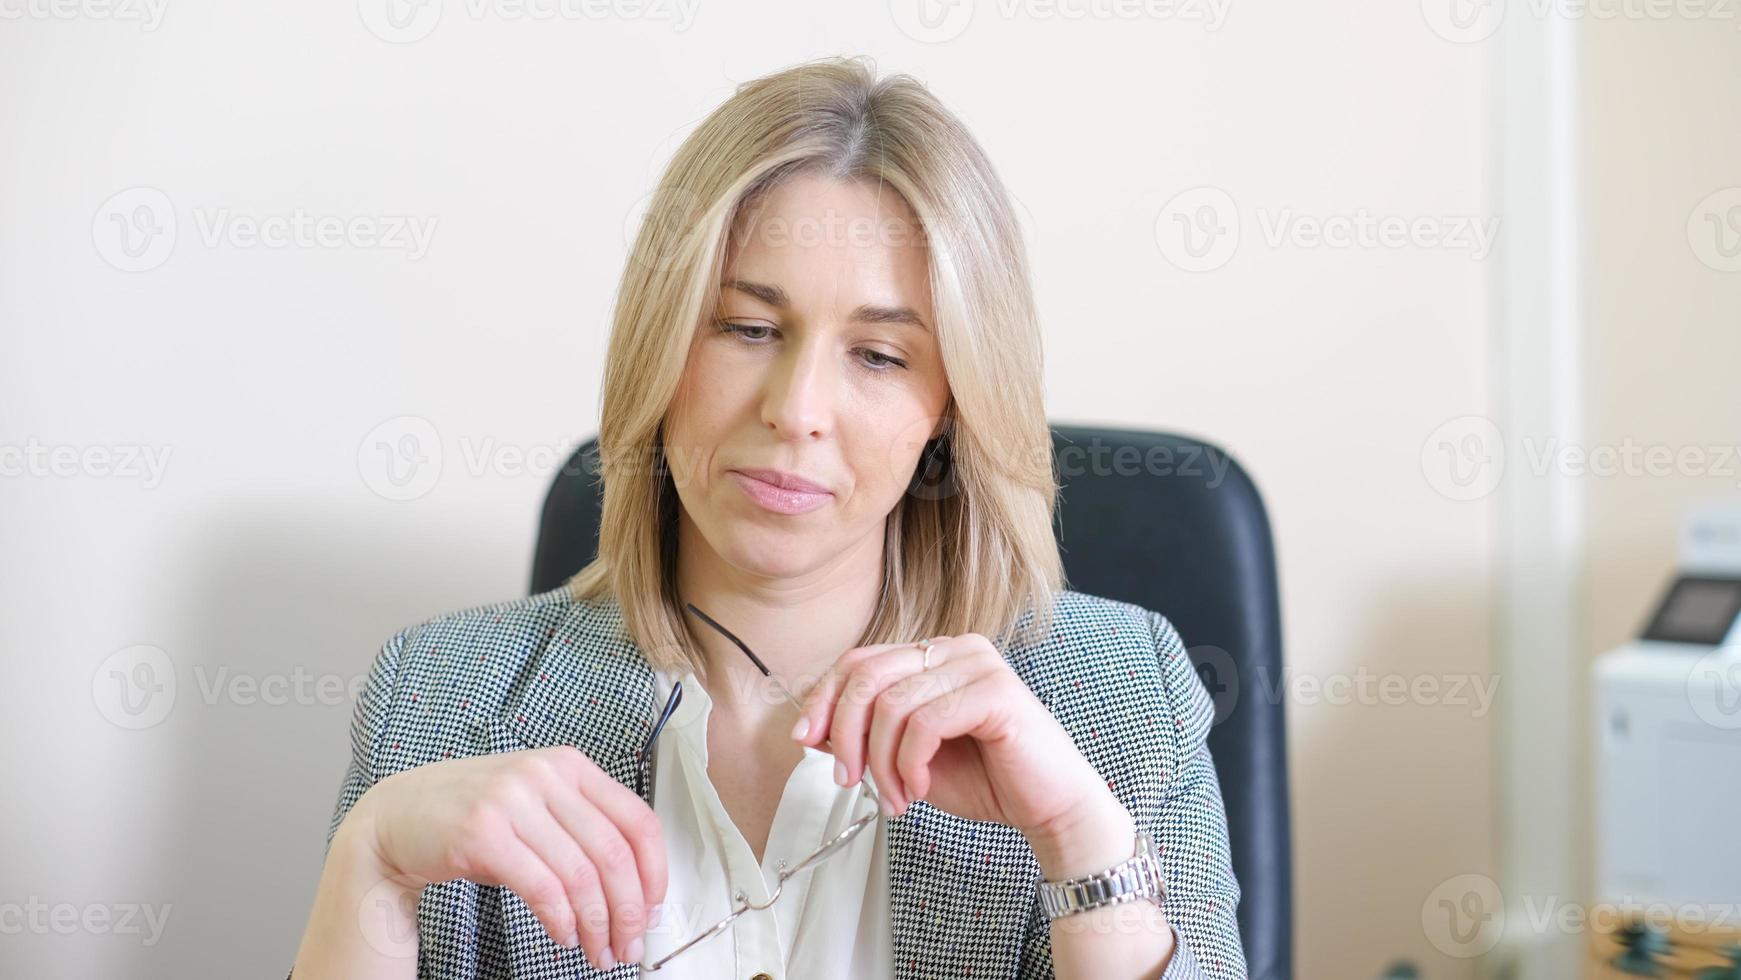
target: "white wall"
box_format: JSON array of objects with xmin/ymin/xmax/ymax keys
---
[{"xmin": 0, "ymin": 3, "xmax": 1504, "ymax": 977}]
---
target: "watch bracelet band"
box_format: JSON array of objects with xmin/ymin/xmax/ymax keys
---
[{"xmin": 1036, "ymin": 830, "xmax": 1166, "ymax": 921}]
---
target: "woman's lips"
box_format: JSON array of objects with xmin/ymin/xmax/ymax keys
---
[{"xmin": 727, "ymin": 470, "xmax": 833, "ymax": 515}]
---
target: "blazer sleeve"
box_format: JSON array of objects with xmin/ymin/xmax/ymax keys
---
[
  {"xmin": 289, "ymin": 628, "xmax": 411, "ymax": 980},
  {"xmin": 1017, "ymin": 610, "xmax": 1248, "ymax": 980},
  {"xmin": 326, "ymin": 628, "xmax": 409, "ymax": 853},
  {"xmin": 1143, "ymin": 609, "xmax": 1247, "ymax": 979}
]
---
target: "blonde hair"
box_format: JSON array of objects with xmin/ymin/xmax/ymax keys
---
[{"xmin": 565, "ymin": 55, "xmax": 1063, "ymax": 677}]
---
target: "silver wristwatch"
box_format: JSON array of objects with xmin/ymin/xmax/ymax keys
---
[{"xmin": 1036, "ymin": 830, "xmax": 1167, "ymax": 920}]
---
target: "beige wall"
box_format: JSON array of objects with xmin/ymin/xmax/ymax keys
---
[
  {"xmin": 0, "ymin": 4, "xmax": 1516, "ymax": 978},
  {"xmin": 1582, "ymin": 17, "xmax": 1741, "ymax": 659}
]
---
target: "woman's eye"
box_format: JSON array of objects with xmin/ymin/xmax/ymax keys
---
[
  {"xmin": 856, "ymin": 348, "xmax": 908, "ymax": 371},
  {"xmin": 718, "ymin": 321, "xmax": 907, "ymax": 371},
  {"xmin": 719, "ymin": 321, "xmax": 774, "ymax": 341}
]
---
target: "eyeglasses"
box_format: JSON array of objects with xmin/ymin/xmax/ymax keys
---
[{"xmin": 629, "ymin": 601, "xmax": 883, "ymax": 973}]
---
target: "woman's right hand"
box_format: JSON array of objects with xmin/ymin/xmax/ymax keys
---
[{"xmin": 343, "ymin": 745, "xmax": 667, "ymax": 971}]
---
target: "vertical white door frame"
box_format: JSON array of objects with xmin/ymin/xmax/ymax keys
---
[{"xmin": 1489, "ymin": 6, "xmax": 1588, "ymax": 979}]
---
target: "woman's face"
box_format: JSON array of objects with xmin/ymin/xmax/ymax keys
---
[{"xmin": 664, "ymin": 173, "xmax": 951, "ymax": 584}]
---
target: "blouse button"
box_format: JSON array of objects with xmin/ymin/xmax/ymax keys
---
[{"xmin": 750, "ymin": 974, "xmax": 773, "ymax": 980}]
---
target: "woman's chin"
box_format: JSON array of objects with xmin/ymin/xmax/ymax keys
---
[{"xmin": 716, "ymin": 532, "xmax": 827, "ymax": 580}]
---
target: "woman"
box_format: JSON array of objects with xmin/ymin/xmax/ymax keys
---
[{"xmin": 290, "ymin": 56, "xmax": 1245, "ymax": 980}]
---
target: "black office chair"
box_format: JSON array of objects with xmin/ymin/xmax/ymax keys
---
[{"xmin": 530, "ymin": 424, "xmax": 1293, "ymax": 980}]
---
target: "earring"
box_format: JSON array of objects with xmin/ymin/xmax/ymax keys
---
[{"xmin": 906, "ymin": 432, "xmax": 958, "ymax": 501}]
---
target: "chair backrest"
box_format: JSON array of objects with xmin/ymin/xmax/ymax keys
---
[{"xmin": 529, "ymin": 424, "xmax": 1292, "ymax": 980}]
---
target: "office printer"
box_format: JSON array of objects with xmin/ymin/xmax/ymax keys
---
[{"xmin": 1595, "ymin": 503, "xmax": 1741, "ymax": 910}]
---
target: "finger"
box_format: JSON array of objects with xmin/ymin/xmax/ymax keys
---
[
  {"xmin": 871, "ymin": 653, "xmax": 996, "ymax": 811},
  {"xmin": 828, "ymin": 641, "xmax": 945, "ymax": 789},
  {"xmin": 563, "ymin": 796, "xmax": 647, "ymax": 967},
  {"xmin": 894, "ymin": 670, "xmax": 1007, "ymax": 803},
  {"xmin": 572, "ymin": 758, "xmax": 668, "ymax": 929},
  {"xmin": 793, "ymin": 643, "xmax": 900, "ymax": 749},
  {"xmin": 865, "ymin": 676, "xmax": 925, "ymax": 813},
  {"xmin": 495, "ymin": 818, "xmax": 587, "ymax": 953},
  {"xmin": 535, "ymin": 790, "xmax": 634, "ymax": 968}
]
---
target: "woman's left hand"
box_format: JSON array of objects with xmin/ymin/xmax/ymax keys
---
[{"xmin": 788, "ymin": 632, "xmax": 1127, "ymax": 856}]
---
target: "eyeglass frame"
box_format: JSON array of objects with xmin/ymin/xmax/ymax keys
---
[{"xmin": 627, "ymin": 601, "xmax": 883, "ymax": 973}]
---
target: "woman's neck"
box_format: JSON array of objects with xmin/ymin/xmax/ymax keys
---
[{"xmin": 672, "ymin": 511, "xmax": 885, "ymax": 725}]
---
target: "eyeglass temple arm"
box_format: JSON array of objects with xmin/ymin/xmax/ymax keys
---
[{"xmin": 637, "ymin": 680, "xmax": 683, "ymax": 798}]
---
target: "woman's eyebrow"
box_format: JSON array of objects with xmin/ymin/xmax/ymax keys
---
[{"xmin": 722, "ymin": 278, "xmax": 931, "ymax": 334}]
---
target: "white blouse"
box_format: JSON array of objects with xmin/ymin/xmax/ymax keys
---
[{"xmin": 638, "ymin": 666, "xmax": 895, "ymax": 980}]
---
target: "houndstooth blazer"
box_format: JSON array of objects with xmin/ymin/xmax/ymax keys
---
[{"xmin": 303, "ymin": 586, "xmax": 1248, "ymax": 980}]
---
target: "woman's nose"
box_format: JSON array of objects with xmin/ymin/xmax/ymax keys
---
[{"xmin": 760, "ymin": 344, "xmax": 836, "ymax": 440}]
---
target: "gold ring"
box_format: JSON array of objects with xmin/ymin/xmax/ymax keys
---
[{"xmin": 918, "ymin": 638, "xmax": 935, "ymax": 669}]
